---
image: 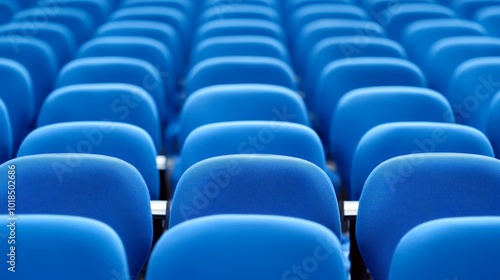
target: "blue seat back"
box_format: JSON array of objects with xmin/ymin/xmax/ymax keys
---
[
  {"xmin": 18, "ymin": 122, "xmax": 160, "ymax": 199},
  {"xmin": 37, "ymin": 84, "xmax": 162, "ymax": 152},
  {"xmin": 0, "ymin": 215, "xmax": 129, "ymax": 279},
  {"xmin": 148, "ymin": 215, "xmax": 347, "ymax": 280},
  {"xmin": 389, "ymin": 217, "xmax": 500, "ymax": 280},
  {"xmin": 0, "ymin": 154, "xmax": 152, "ymax": 279},
  {"xmin": 330, "ymin": 86, "xmax": 453, "ymax": 189},
  {"xmin": 351, "ymin": 122, "xmax": 494, "ymax": 199},
  {"xmin": 170, "ymin": 155, "xmax": 341, "ymax": 239},
  {"xmin": 357, "ymin": 153, "xmax": 500, "ymax": 280}
]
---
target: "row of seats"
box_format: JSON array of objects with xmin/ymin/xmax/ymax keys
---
[
  {"xmin": 1, "ymin": 0, "xmax": 500, "ymax": 279},
  {"xmin": 4, "ymin": 152, "xmax": 500, "ymax": 279}
]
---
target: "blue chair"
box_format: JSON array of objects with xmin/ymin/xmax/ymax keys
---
[
  {"xmin": 475, "ymin": 6, "xmax": 500, "ymax": 37},
  {"xmin": 148, "ymin": 215, "xmax": 347, "ymax": 280},
  {"xmin": 172, "ymin": 121, "xmax": 339, "ymax": 193},
  {"xmin": 351, "ymin": 122, "xmax": 494, "ymax": 200},
  {"xmin": 0, "ymin": 58, "xmax": 34, "ymax": 152},
  {"xmin": 37, "ymin": 84, "xmax": 162, "ymax": 152},
  {"xmin": 38, "ymin": 0, "xmax": 111, "ymax": 26},
  {"xmin": 120, "ymin": 0, "xmax": 195, "ymax": 19},
  {"xmin": 18, "ymin": 122, "xmax": 160, "ymax": 199},
  {"xmin": 55, "ymin": 57, "xmax": 168, "ymax": 126},
  {"xmin": 175, "ymin": 84, "xmax": 309, "ymax": 149},
  {"xmin": 201, "ymin": 0, "xmax": 279, "ymax": 11},
  {"xmin": 284, "ymin": 0, "xmax": 353, "ymax": 14},
  {"xmin": 94, "ymin": 20, "xmax": 184, "ymax": 76},
  {"xmin": 293, "ymin": 19, "xmax": 385, "ymax": 73},
  {"xmin": 170, "ymin": 155, "xmax": 341, "ymax": 238},
  {"xmin": 0, "ymin": 36, "xmax": 57, "ymax": 114},
  {"xmin": 315, "ymin": 58, "xmax": 426, "ymax": 143},
  {"xmin": 357, "ymin": 153, "xmax": 500, "ymax": 280},
  {"xmin": 0, "ymin": 99, "xmax": 12, "ymax": 163},
  {"xmin": 0, "ymin": 0, "xmax": 18, "ymax": 23},
  {"xmin": 198, "ymin": 4, "xmax": 281, "ymax": 24},
  {"xmin": 0, "ymin": 22, "xmax": 76, "ymax": 68},
  {"xmin": 0, "ymin": 154, "xmax": 152, "ymax": 279},
  {"xmin": 190, "ymin": 36, "xmax": 290, "ymax": 67},
  {"xmin": 362, "ymin": 0, "xmax": 434, "ymax": 14},
  {"xmin": 109, "ymin": 7, "xmax": 190, "ymax": 50},
  {"xmin": 389, "ymin": 217, "xmax": 500, "ymax": 280},
  {"xmin": 184, "ymin": 56, "xmax": 297, "ymax": 95},
  {"xmin": 401, "ymin": 18, "xmax": 487, "ymax": 67},
  {"xmin": 13, "ymin": 7, "xmax": 95, "ymax": 45},
  {"xmin": 446, "ymin": 57, "xmax": 500, "ymax": 132},
  {"xmin": 302, "ymin": 37, "xmax": 407, "ymax": 107},
  {"xmin": 76, "ymin": 37, "xmax": 177, "ymax": 118},
  {"xmin": 425, "ymin": 36, "xmax": 500, "ymax": 92},
  {"xmin": 485, "ymin": 91, "xmax": 500, "ymax": 158},
  {"xmin": 193, "ymin": 19, "xmax": 286, "ymax": 46},
  {"xmin": 288, "ymin": 3, "xmax": 368, "ymax": 42},
  {"xmin": 451, "ymin": 0, "xmax": 500, "ymax": 19},
  {"xmin": 381, "ymin": 3, "xmax": 455, "ymax": 42},
  {"xmin": 330, "ymin": 86, "xmax": 453, "ymax": 191},
  {"xmin": 0, "ymin": 215, "xmax": 129, "ymax": 280}
]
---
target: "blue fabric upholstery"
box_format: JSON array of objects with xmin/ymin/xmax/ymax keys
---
[
  {"xmin": 0, "ymin": 22, "xmax": 77, "ymax": 68},
  {"xmin": 0, "ymin": 215, "xmax": 129, "ymax": 279},
  {"xmin": 446, "ymin": 57, "xmax": 500, "ymax": 132},
  {"xmin": 293, "ymin": 19, "xmax": 385, "ymax": 73},
  {"xmin": 172, "ymin": 121, "xmax": 334, "ymax": 191},
  {"xmin": 13, "ymin": 7, "xmax": 95, "ymax": 45},
  {"xmin": 0, "ymin": 154, "xmax": 152, "ymax": 279},
  {"xmin": 389, "ymin": 217, "xmax": 500, "ymax": 280},
  {"xmin": 198, "ymin": 4, "xmax": 281, "ymax": 25},
  {"xmin": 0, "ymin": 99, "xmax": 12, "ymax": 163},
  {"xmin": 193, "ymin": 19, "xmax": 286, "ymax": 46},
  {"xmin": 18, "ymin": 122, "xmax": 160, "ymax": 199},
  {"xmin": 475, "ymin": 6, "xmax": 500, "ymax": 37},
  {"xmin": 37, "ymin": 84, "xmax": 162, "ymax": 152},
  {"xmin": 486, "ymin": 91, "xmax": 500, "ymax": 158},
  {"xmin": 288, "ymin": 4, "xmax": 368, "ymax": 43},
  {"xmin": 0, "ymin": 36, "xmax": 57, "ymax": 114},
  {"xmin": 315, "ymin": 57, "xmax": 426, "ymax": 142},
  {"xmin": 94, "ymin": 21, "xmax": 184, "ymax": 75},
  {"xmin": 402, "ymin": 18, "xmax": 486, "ymax": 67},
  {"xmin": 425, "ymin": 36, "xmax": 500, "ymax": 92},
  {"xmin": 170, "ymin": 154, "xmax": 341, "ymax": 239},
  {"xmin": 76, "ymin": 36, "xmax": 177, "ymax": 119},
  {"xmin": 55, "ymin": 57, "xmax": 168, "ymax": 126},
  {"xmin": 38, "ymin": 0, "xmax": 111, "ymax": 26},
  {"xmin": 330, "ymin": 86, "xmax": 453, "ymax": 191},
  {"xmin": 0, "ymin": 58, "xmax": 34, "ymax": 152},
  {"xmin": 381, "ymin": 3, "xmax": 455, "ymax": 42},
  {"xmin": 148, "ymin": 215, "xmax": 347, "ymax": 280},
  {"xmin": 357, "ymin": 153, "xmax": 500, "ymax": 280},
  {"xmin": 190, "ymin": 36, "xmax": 290, "ymax": 67},
  {"xmin": 303, "ymin": 37, "xmax": 407, "ymax": 107},
  {"xmin": 109, "ymin": 7, "xmax": 190, "ymax": 49},
  {"xmin": 351, "ymin": 122, "xmax": 494, "ymax": 200},
  {"xmin": 176, "ymin": 84, "xmax": 309, "ymax": 149},
  {"xmin": 185, "ymin": 56, "xmax": 297, "ymax": 94},
  {"xmin": 451, "ymin": 0, "xmax": 500, "ymax": 19}
]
